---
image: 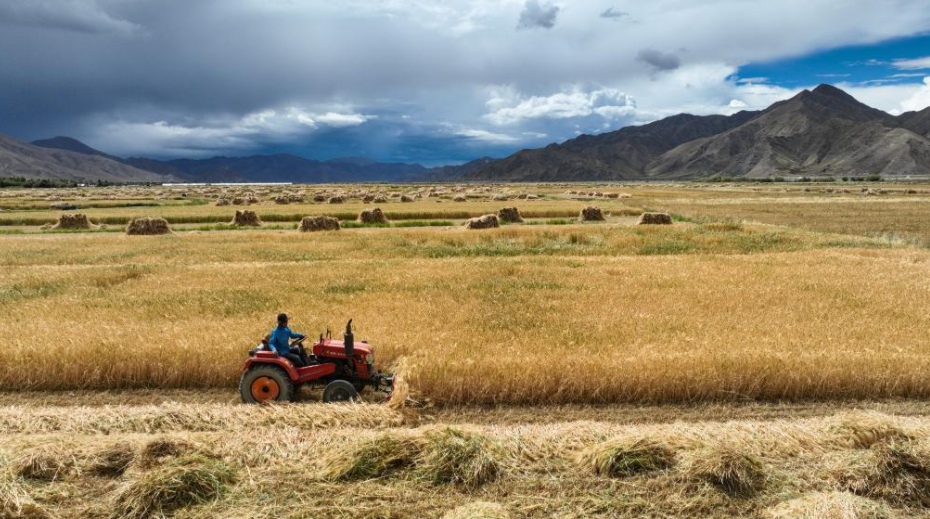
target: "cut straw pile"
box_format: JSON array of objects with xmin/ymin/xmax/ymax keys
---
[
  {"xmin": 111, "ymin": 454, "xmax": 235, "ymax": 519},
  {"xmin": 52, "ymin": 213, "xmax": 94, "ymax": 230},
  {"xmin": 299, "ymin": 216, "xmax": 340, "ymax": 232},
  {"xmin": 358, "ymin": 207, "xmax": 389, "ymax": 224},
  {"xmin": 319, "ymin": 427, "xmax": 504, "ymax": 489},
  {"xmin": 579, "ymin": 436, "xmax": 676, "ymax": 478},
  {"xmin": 230, "ymin": 210, "xmax": 261, "ymax": 227},
  {"xmin": 464, "ymin": 214, "xmax": 499, "ymax": 230},
  {"xmin": 126, "ymin": 217, "xmax": 171, "ymax": 235}
]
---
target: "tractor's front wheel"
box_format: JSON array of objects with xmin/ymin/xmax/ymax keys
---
[
  {"xmin": 322, "ymin": 380, "xmax": 358, "ymax": 403},
  {"xmin": 240, "ymin": 366, "xmax": 294, "ymax": 404}
]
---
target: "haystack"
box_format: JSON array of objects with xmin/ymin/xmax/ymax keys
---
[
  {"xmin": 637, "ymin": 212, "xmax": 673, "ymax": 225},
  {"xmin": 363, "ymin": 194, "xmax": 375, "ymax": 203},
  {"xmin": 231, "ymin": 210, "xmax": 261, "ymax": 227},
  {"xmin": 50, "ymin": 202, "xmax": 78, "ymax": 210},
  {"xmin": 313, "ymin": 194, "xmax": 327, "ymax": 202},
  {"xmin": 497, "ymin": 207, "xmax": 523, "ymax": 223},
  {"xmin": 328, "ymin": 196, "xmax": 345, "ymax": 204},
  {"xmin": 274, "ymin": 196, "xmax": 290, "ymax": 205},
  {"xmin": 579, "ymin": 206, "xmax": 605, "ymax": 222},
  {"xmin": 453, "ymin": 195, "xmax": 467, "ymax": 202},
  {"xmin": 374, "ymin": 195, "xmax": 388, "ymax": 203},
  {"xmin": 126, "ymin": 217, "xmax": 172, "ymax": 235},
  {"xmin": 358, "ymin": 208, "xmax": 389, "ymax": 224},
  {"xmin": 401, "ymin": 195, "xmax": 415, "ymax": 203},
  {"xmin": 232, "ymin": 197, "xmax": 246, "ymax": 205},
  {"xmin": 215, "ymin": 198, "xmax": 230, "ymax": 206},
  {"xmin": 299, "ymin": 216, "xmax": 340, "ymax": 232},
  {"xmin": 53, "ymin": 213, "xmax": 93, "ymax": 230},
  {"xmin": 464, "ymin": 214, "xmax": 499, "ymax": 230}
]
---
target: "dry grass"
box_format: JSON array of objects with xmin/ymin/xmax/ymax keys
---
[
  {"xmin": 441, "ymin": 502, "xmax": 511, "ymax": 519},
  {"xmin": 0, "ymin": 222, "xmax": 928, "ymax": 404},
  {"xmin": 110, "ymin": 454, "xmax": 235, "ymax": 519},
  {"xmin": 580, "ymin": 437, "xmax": 676, "ymax": 478},
  {"xmin": 764, "ymin": 492, "xmax": 893, "ymax": 519},
  {"xmin": 4, "ymin": 399, "xmax": 930, "ymax": 518},
  {"xmin": 686, "ymin": 445, "xmax": 766, "ymax": 496},
  {"xmin": 318, "ymin": 432, "xmax": 424, "ymax": 481}
]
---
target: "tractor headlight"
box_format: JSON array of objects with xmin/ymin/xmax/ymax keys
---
[{"xmin": 365, "ymin": 353, "xmax": 374, "ymax": 363}]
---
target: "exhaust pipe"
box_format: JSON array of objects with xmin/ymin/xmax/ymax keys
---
[{"xmin": 344, "ymin": 319, "xmax": 354, "ymax": 357}]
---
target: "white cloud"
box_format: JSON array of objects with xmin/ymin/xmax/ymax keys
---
[
  {"xmin": 455, "ymin": 128, "xmax": 518, "ymax": 142},
  {"xmin": 485, "ymin": 87, "xmax": 636, "ymax": 125},
  {"xmin": 893, "ymin": 56, "xmax": 930, "ymax": 70},
  {"xmin": 90, "ymin": 106, "xmax": 374, "ymax": 157},
  {"xmin": 838, "ymin": 77, "xmax": 930, "ymax": 114}
]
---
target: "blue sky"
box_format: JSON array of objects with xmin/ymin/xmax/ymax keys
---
[
  {"xmin": 739, "ymin": 34, "xmax": 930, "ymax": 89},
  {"xmin": 1, "ymin": 0, "xmax": 930, "ymax": 166}
]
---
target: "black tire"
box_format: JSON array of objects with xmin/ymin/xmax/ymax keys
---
[
  {"xmin": 240, "ymin": 365, "xmax": 294, "ymax": 404},
  {"xmin": 322, "ymin": 380, "xmax": 358, "ymax": 403},
  {"xmin": 352, "ymin": 381, "xmax": 366, "ymax": 394}
]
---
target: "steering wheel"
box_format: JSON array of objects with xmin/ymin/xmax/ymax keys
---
[{"xmin": 290, "ymin": 336, "xmax": 308, "ymax": 347}]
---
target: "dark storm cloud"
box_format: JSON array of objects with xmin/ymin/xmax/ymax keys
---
[
  {"xmin": 636, "ymin": 49, "xmax": 681, "ymax": 71},
  {"xmin": 0, "ymin": 0, "xmax": 137, "ymax": 34},
  {"xmin": 599, "ymin": 7, "xmax": 629, "ymax": 20},
  {"xmin": 1, "ymin": 0, "xmax": 930, "ymax": 162},
  {"xmin": 517, "ymin": 0, "xmax": 560, "ymax": 30}
]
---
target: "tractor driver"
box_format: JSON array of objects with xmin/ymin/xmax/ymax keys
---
[{"xmin": 269, "ymin": 313, "xmax": 309, "ymax": 367}]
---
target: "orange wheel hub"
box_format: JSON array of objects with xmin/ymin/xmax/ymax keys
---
[{"xmin": 251, "ymin": 377, "xmax": 280, "ymax": 402}]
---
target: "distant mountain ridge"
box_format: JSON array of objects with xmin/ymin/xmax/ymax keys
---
[
  {"xmin": 1, "ymin": 133, "xmax": 174, "ymax": 183},
  {"xmin": 16, "ymin": 84, "xmax": 930, "ymax": 183},
  {"xmin": 466, "ymin": 84, "xmax": 930, "ymax": 181},
  {"xmin": 28, "ymin": 137, "xmax": 488, "ymax": 183}
]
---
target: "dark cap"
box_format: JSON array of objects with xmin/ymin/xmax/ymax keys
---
[{"xmin": 277, "ymin": 313, "xmax": 289, "ymax": 323}]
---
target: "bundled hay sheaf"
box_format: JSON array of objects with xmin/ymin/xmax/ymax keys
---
[
  {"xmin": 637, "ymin": 212, "xmax": 674, "ymax": 225},
  {"xmin": 416, "ymin": 428, "xmax": 504, "ymax": 488},
  {"xmin": 765, "ymin": 492, "xmax": 893, "ymax": 519},
  {"xmin": 831, "ymin": 440, "xmax": 930, "ymax": 507},
  {"xmin": 230, "ymin": 210, "xmax": 261, "ymax": 227},
  {"xmin": 125, "ymin": 217, "xmax": 171, "ymax": 236},
  {"xmin": 441, "ymin": 502, "xmax": 511, "ymax": 519},
  {"xmin": 496, "ymin": 207, "xmax": 523, "ymax": 223},
  {"xmin": 299, "ymin": 216, "xmax": 340, "ymax": 232},
  {"xmin": 16, "ymin": 451, "xmax": 73, "ymax": 482},
  {"xmin": 319, "ymin": 432, "xmax": 425, "ymax": 481},
  {"xmin": 110, "ymin": 455, "xmax": 235, "ymax": 519},
  {"xmin": 464, "ymin": 214, "xmax": 499, "ymax": 230},
  {"xmin": 580, "ymin": 437, "xmax": 676, "ymax": 478},
  {"xmin": 830, "ymin": 412, "xmax": 913, "ymax": 449},
  {"xmin": 53, "ymin": 213, "xmax": 93, "ymax": 230},
  {"xmin": 89, "ymin": 443, "xmax": 136, "ymax": 478},
  {"xmin": 358, "ymin": 207, "xmax": 389, "ymax": 224},
  {"xmin": 579, "ymin": 206, "xmax": 605, "ymax": 222},
  {"xmin": 1, "ymin": 463, "xmax": 53, "ymax": 519},
  {"xmin": 686, "ymin": 445, "xmax": 766, "ymax": 496},
  {"xmin": 139, "ymin": 438, "xmax": 194, "ymax": 469}
]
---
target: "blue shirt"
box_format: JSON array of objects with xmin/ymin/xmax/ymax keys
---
[{"xmin": 268, "ymin": 326, "xmax": 304, "ymax": 355}]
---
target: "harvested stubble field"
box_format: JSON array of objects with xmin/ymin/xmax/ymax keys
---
[
  {"xmin": 5, "ymin": 395, "xmax": 930, "ymax": 518},
  {"xmin": 3, "ymin": 182, "xmax": 930, "ymax": 518}
]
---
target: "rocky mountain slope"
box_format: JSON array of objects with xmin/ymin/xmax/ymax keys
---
[{"xmin": 467, "ymin": 84, "xmax": 930, "ymax": 180}]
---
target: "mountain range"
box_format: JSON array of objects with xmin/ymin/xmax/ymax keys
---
[
  {"xmin": 466, "ymin": 84, "xmax": 930, "ymax": 180},
  {"xmin": 4, "ymin": 84, "xmax": 930, "ymax": 183}
]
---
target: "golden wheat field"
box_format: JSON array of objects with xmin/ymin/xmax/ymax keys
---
[{"xmin": 3, "ymin": 182, "xmax": 930, "ymax": 518}]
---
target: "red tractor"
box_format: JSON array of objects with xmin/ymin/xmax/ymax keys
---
[{"xmin": 239, "ymin": 320, "xmax": 393, "ymax": 404}]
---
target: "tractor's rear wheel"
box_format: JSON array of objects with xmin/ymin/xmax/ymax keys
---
[
  {"xmin": 240, "ymin": 366, "xmax": 294, "ymax": 404},
  {"xmin": 322, "ymin": 380, "xmax": 358, "ymax": 403}
]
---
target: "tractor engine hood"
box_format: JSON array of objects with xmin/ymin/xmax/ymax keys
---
[{"xmin": 313, "ymin": 338, "xmax": 373, "ymax": 359}]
